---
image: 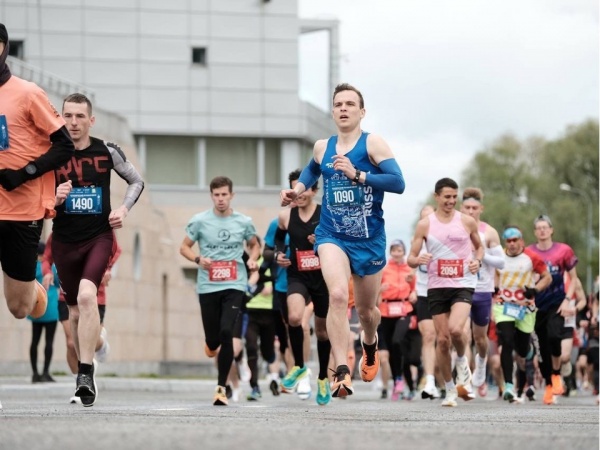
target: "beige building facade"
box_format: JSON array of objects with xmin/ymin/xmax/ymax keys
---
[{"xmin": 0, "ymin": 0, "xmax": 339, "ymax": 376}]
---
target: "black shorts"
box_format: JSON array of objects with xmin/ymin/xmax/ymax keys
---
[
  {"xmin": 562, "ymin": 326, "xmax": 575, "ymax": 340},
  {"xmin": 287, "ymin": 275, "xmax": 329, "ymax": 319},
  {"xmin": 58, "ymin": 300, "xmax": 106, "ymax": 324},
  {"xmin": 232, "ymin": 311, "xmax": 246, "ymax": 339},
  {"xmin": 416, "ymin": 296, "xmax": 432, "ymax": 322},
  {"xmin": 427, "ymin": 287, "xmax": 473, "ymax": 316},
  {"xmin": 52, "ymin": 231, "xmax": 114, "ymax": 305},
  {"xmin": 0, "ymin": 219, "xmax": 43, "ymax": 282}
]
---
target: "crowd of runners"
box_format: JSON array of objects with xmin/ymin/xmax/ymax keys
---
[{"xmin": 0, "ymin": 23, "xmax": 597, "ymax": 411}]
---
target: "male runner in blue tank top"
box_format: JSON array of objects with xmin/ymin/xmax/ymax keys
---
[{"xmin": 280, "ymin": 83, "xmax": 405, "ymax": 397}]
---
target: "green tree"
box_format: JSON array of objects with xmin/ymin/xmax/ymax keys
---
[{"xmin": 460, "ymin": 120, "xmax": 599, "ymax": 294}]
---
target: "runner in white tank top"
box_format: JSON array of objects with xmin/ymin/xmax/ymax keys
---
[
  {"xmin": 460, "ymin": 187, "xmax": 504, "ymax": 396},
  {"xmin": 408, "ymin": 178, "xmax": 484, "ymax": 407},
  {"xmin": 413, "ymin": 204, "xmax": 440, "ymax": 399}
]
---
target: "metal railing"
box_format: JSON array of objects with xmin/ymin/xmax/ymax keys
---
[{"xmin": 6, "ymin": 56, "xmax": 95, "ymax": 101}]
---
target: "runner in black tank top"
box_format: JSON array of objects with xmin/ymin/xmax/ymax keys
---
[
  {"xmin": 275, "ymin": 169, "xmax": 331, "ymax": 405},
  {"xmin": 288, "ymin": 204, "xmax": 324, "ymax": 278}
]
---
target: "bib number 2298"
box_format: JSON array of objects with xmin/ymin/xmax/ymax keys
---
[{"xmin": 209, "ymin": 261, "xmax": 237, "ymax": 282}]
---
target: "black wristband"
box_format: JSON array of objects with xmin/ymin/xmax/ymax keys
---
[
  {"xmin": 353, "ymin": 168, "xmax": 361, "ymax": 183},
  {"xmin": 194, "ymin": 256, "xmax": 201, "ymax": 265}
]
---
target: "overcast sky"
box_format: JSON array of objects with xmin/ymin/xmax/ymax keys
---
[{"xmin": 298, "ymin": 0, "xmax": 599, "ymax": 242}]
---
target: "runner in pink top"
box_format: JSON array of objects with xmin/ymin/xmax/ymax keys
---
[{"xmin": 408, "ymin": 177, "xmax": 484, "ymax": 407}]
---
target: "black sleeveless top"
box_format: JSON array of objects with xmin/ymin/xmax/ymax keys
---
[{"xmin": 288, "ymin": 204, "xmax": 321, "ymax": 277}]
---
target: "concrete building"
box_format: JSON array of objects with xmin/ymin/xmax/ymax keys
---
[{"xmin": 0, "ymin": 0, "xmax": 339, "ymax": 376}]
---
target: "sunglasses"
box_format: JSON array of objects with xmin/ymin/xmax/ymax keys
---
[{"xmin": 505, "ymin": 238, "xmax": 519, "ymax": 243}]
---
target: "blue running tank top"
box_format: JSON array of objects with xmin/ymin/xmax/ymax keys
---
[{"xmin": 318, "ymin": 131, "xmax": 385, "ymax": 240}]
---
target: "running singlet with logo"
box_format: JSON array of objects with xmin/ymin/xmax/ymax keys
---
[
  {"xmin": 288, "ymin": 204, "xmax": 323, "ymax": 278},
  {"xmin": 498, "ymin": 248, "xmax": 547, "ymax": 309},
  {"xmin": 52, "ymin": 137, "xmax": 144, "ymax": 243},
  {"xmin": 318, "ymin": 131, "xmax": 384, "ymax": 240},
  {"xmin": 426, "ymin": 211, "xmax": 477, "ymax": 289},
  {"xmin": 185, "ymin": 209, "xmax": 257, "ymax": 294},
  {"xmin": 526, "ymin": 242, "xmax": 578, "ymax": 312},
  {"xmin": 475, "ymin": 222, "xmax": 495, "ymax": 293}
]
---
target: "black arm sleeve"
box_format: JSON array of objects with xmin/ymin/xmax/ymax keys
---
[
  {"xmin": 30, "ymin": 126, "xmax": 75, "ymax": 177},
  {"xmin": 274, "ymin": 227, "xmax": 288, "ymax": 252},
  {"xmin": 0, "ymin": 126, "xmax": 74, "ymax": 191}
]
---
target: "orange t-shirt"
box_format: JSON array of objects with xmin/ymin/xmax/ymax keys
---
[
  {"xmin": 0, "ymin": 76, "xmax": 65, "ymax": 220},
  {"xmin": 380, "ymin": 260, "xmax": 415, "ymax": 301}
]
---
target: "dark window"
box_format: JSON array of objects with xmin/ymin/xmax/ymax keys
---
[
  {"xmin": 8, "ymin": 40, "xmax": 24, "ymax": 59},
  {"xmin": 192, "ymin": 47, "xmax": 207, "ymax": 65}
]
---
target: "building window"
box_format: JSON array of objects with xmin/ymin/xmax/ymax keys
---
[
  {"xmin": 192, "ymin": 47, "xmax": 207, "ymax": 66},
  {"xmin": 206, "ymin": 137, "xmax": 257, "ymax": 187},
  {"xmin": 145, "ymin": 136, "xmax": 198, "ymax": 185},
  {"xmin": 8, "ymin": 40, "xmax": 24, "ymax": 59},
  {"xmin": 264, "ymin": 139, "xmax": 281, "ymax": 186}
]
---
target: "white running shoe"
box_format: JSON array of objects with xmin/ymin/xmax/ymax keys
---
[
  {"xmin": 441, "ymin": 388, "xmax": 458, "ymax": 407},
  {"xmin": 421, "ymin": 384, "xmax": 441, "ymax": 399},
  {"xmin": 231, "ymin": 388, "xmax": 241, "ymax": 403},
  {"xmin": 69, "ymin": 396, "xmax": 82, "ymax": 404},
  {"xmin": 455, "ymin": 359, "xmax": 472, "ymax": 386},
  {"xmin": 472, "ymin": 359, "xmax": 487, "ymax": 388},
  {"xmin": 95, "ymin": 328, "xmax": 110, "ymax": 363},
  {"xmin": 455, "ymin": 360, "xmax": 475, "ymax": 401},
  {"xmin": 513, "ymin": 395, "xmax": 525, "ymax": 404},
  {"xmin": 297, "ymin": 368, "xmax": 312, "ymax": 400},
  {"xmin": 238, "ymin": 357, "xmax": 251, "ymax": 383}
]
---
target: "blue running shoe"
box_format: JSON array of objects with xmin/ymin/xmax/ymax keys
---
[
  {"xmin": 281, "ymin": 365, "xmax": 308, "ymax": 392},
  {"xmin": 316, "ymin": 378, "xmax": 332, "ymax": 405},
  {"xmin": 503, "ymin": 382, "xmax": 516, "ymax": 402},
  {"xmin": 247, "ymin": 386, "xmax": 261, "ymax": 401}
]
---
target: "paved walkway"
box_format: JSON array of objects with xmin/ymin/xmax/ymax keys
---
[{"xmin": 0, "ymin": 376, "xmax": 598, "ymax": 450}]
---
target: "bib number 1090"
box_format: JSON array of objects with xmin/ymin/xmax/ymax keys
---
[{"xmin": 333, "ymin": 189, "xmax": 354, "ymax": 204}]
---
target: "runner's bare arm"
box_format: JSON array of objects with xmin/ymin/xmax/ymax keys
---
[{"xmin": 407, "ymin": 219, "xmax": 430, "ymax": 268}]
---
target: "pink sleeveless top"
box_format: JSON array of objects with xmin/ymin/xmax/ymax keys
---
[{"xmin": 426, "ymin": 211, "xmax": 477, "ymax": 289}]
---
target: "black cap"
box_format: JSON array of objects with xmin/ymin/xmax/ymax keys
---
[{"xmin": 0, "ymin": 24, "xmax": 7, "ymax": 44}]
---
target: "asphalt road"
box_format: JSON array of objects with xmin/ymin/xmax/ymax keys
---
[{"xmin": 0, "ymin": 377, "xmax": 597, "ymax": 450}]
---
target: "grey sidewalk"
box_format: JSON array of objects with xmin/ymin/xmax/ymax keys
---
[{"xmin": 0, "ymin": 376, "xmax": 598, "ymax": 450}]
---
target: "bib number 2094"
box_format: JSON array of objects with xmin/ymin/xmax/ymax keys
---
[{"xmin": 438, "ymin": 259, "xmax": 463, "ymax": 278}]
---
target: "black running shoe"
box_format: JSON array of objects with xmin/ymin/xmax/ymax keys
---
[
  {"xmin": 225, "ymin": 384, "xmax": 233, "ymax": 399},
  {"xmin": 269, "ymin": 379, "xmax": 280, "ymax": 396},
  {"xmin": 75, "ymin": 362, "xmax": 97, "ymax": 407}
]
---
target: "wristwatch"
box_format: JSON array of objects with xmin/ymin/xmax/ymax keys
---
[
  {"xmin": 194, "ymin": 256, "xmax": 201, "ymax": 265},
  {"xmin": 475, "ymin": 258, "xmax": 482, "ymax": 267},
  {"xmin": 25, "ymin": 163, "xmax": 37, "ymax": 176}
]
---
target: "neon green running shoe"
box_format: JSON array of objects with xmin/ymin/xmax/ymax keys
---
[
  {"xmin": 281, "ymin": 365, "xmax": 308, "ymax": 392},
  {"xmin": 316, "ymin": 378, "xmax": 332, "ymax": 405}
]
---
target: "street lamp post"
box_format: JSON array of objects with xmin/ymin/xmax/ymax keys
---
[{"xmin": 560, "ymin": 183, "xmax": 593, "ymax": 296}]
